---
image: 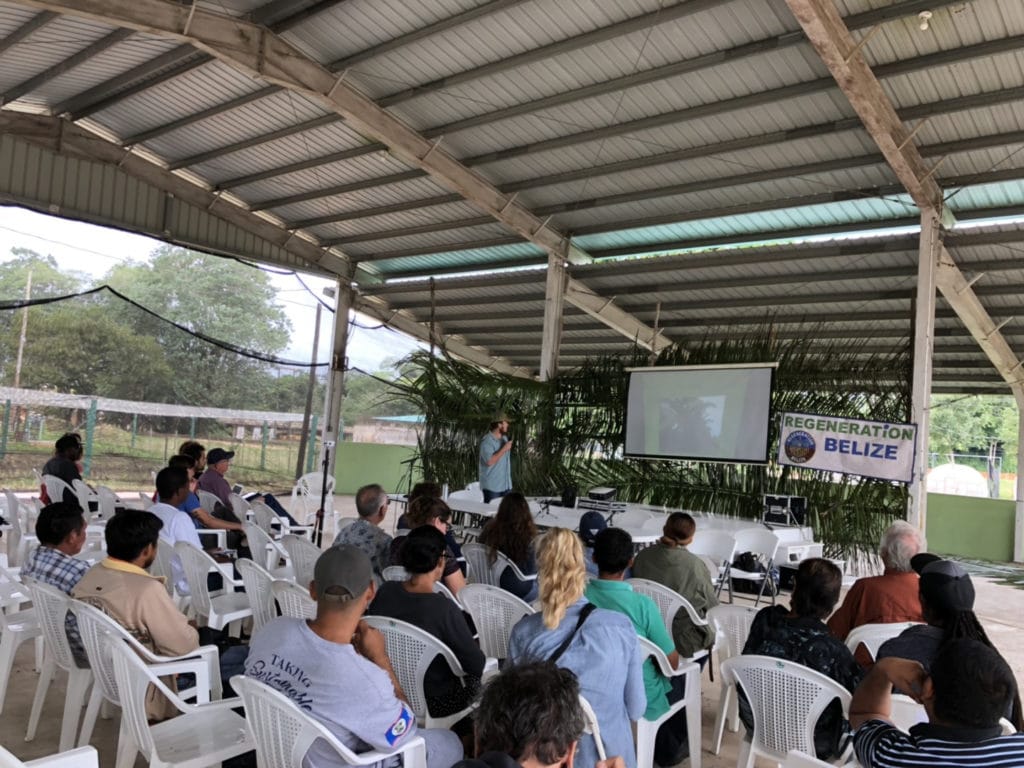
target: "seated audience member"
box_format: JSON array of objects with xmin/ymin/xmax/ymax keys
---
[
  {"xmin": 179, "ymin": 440, "xmax": 207, "ymax": 473},
  {"xmin": 167, "ymin": 454, "xmax": 244, "ymax": 547},
  {"xmin": 40, "ymin": 432, "xmax": 87, "ymax": 505},
  {"xmin": 244, "ymin": 545, "xmax": 464, "ymax": 768},
  {"xmin": 400, "ymin": 482, "xmax": 465, "ymax": 571},
  {"xmin": 478, "ymin": 493, "xmax": 538, "ymax": 602},
  {"xmin": 741, "ymin": 557, "xmax": 863, "ymax": 761},
  {"xmin": 198, "ymin": 447, "xmax": 298, "ymax": 525},
  {"xmin": 584, "ymin": 527, "xmax": 688, "ymax": 766},
  {"xmin": 631, "ymin": 512, "xmax": 717, "ymax": 659},
  {"xmin": 578, "ymin": 510, "xmax": 607, "ymax": 579},
  {"xmin": 509, "ymin": 528, "xmax": 644, "ymax": 768},
  {"xmin": 21, "ymin": 501, "xmax": 89, "ymax": 664},
  {"xmin": 149, "ymin": 466, "xmax": 209, "ymax": 596},
  {"xmin": 334, "ymin": 483, "xmax": 393, "ymax": 583},
  {"xmin": 851, "ymin": 640, "xmax": 1024, "ymax": 767},
  {"xmin": 452, "ymin": 660, "xmax": 626, "ymax": 768},
  {"xmin": 877, "ymin": 558, "xmax": 1023, "ymax": 722},
  {"xmin": 369, "ymin": 525, "xmax": 484, "ymax": 720},
  {"xmin": 390, "ymin": 496, "xmax": 466, "ymax": 596},
  {"xmin": 828, "ymin": 521, "xmax": 925, "ymax": 644}
]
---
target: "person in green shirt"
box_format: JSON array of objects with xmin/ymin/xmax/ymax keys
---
[{"xmin": 584, "ymin": 528, "xmax": 689, "ymax": 767}]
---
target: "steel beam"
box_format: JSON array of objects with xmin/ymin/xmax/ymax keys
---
[
  {"xmin": 539, "ymin": 252, "xmax": 567, "ymax": 380},
  {"xmin": 0, "ymin": 11, "xmax": 57, "ymax": 57}
]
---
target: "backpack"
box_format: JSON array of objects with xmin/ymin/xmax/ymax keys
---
[{"xmin": 730, "ymin": 551, "xmax": 780, "ymax": 596}]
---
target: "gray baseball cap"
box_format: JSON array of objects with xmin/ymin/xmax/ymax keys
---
[{"xmin": 313, "ymin": 545, "xmax": 373, "ymax": 602}]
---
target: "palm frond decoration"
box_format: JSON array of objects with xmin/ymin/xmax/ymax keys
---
[{"xmin": 390, "ymin": 323, "xmax": 911, "ymax": 562}]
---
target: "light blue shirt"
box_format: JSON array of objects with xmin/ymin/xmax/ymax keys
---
[
  {"xmin": 478, "ymin": 432, "xmax": 511, "ymax": 493},
  {"xmin": 508, "ymin": 598, "xmax": 645, "ymax": 768}
]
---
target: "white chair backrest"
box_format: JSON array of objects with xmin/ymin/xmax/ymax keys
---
[
  {"xmin": 732, "ymin": 528, "xmax": 780, "ymax": 563},
  {"xmin": 2, "ymin": 489, "xmax": 27, "ymax": 567},
  {"xmin": 228, "ymin": 493, "xmax": 251, "ymax": 521},
  {"xmin": 237, "ymin": 558, "xmax": 277, "ymax": 633},
  {"xmin": 626, "ymin": 577, "xmax": 706, "ymax": 633},
  {"xmin": 69, "ymin": 600, "xmax": 125, "ymax": 707},
  {"xmin": 196, "ymin": 490, "xmax": 222, "ymax": 514},
  {"xmin": 290, "ymin": 472, "xmax": 335, "ymax": 525},
  {"xmin": 280, "ymin": 534, "xmax": 320, "ymax": 586},
  {"xmin": 95, "ymin": 486, "xmax": 120, "ymax": 520},
  {"xmin": 721, "ymin": 655, "xmax": 852, "ymax": 762},
  {"xmin": 272, "ymin": 580, "xmax": 316, "ymax": 620},
  {"xmin": 72, "ymin": 479, "xmax": 95, "ymax": 514},
  {"xmin": 459, "ymin": 583, "xmax": 534, "ymax": 659},
  {"xmin": 251, "ymin": 500, "xmax": 280, "ymax": 535},
  {"xmin": 151, "ymin": 540, "xmax": 177, "ymax": 598},
  {"xmin": 231, "ymin": 675, "xmax": 426, "ymax": 768},
  {"xmin": 382, "ymin": 566, "xmax": 409, "ymax": 582},
  {"xmin": 844, "ymin": 622, "xmax": 918, "ymax": 660},
  {"xmin": 107, "ymin": 634, "xmax": 174, "ymax": 757},
  {"xmin": 174, "ymin": 541, "xmax": 217, "ymax": 616},
  {"xmin": 888, "ymin": 693, "xmax": 928, "ymax": 732},
  {"xmin": 0, "ymin": 744, "xmax": 98, "ymax": 768},
  {"xmin": 136, "ymin": 491, "xmax": 154, "ymax": 510},
  {"xmin": 42, "ymin": 475, "xmax": 73, "ymax": 506},
  {"xmin": 362, "ymin": 616, "xmax": 468, "ymax": 722},
  {"xmin": 708, "ymin": 604, "xmax": 759, "ymax": 663},
  {"xmin": 23, "ymin": 579, "xmax": 77, "ymax": 673},
  {"xmin": 244, "ymin": 521, "xmax": 282, "ymax": 572},
  {"xmin": 688, "ymin": 530, "xmax": 737, "ymax": 566},
  {"xmin": 462, "ymin": 543, "xmax": 497, "ymax": 586},
  {"xmin": 578, "ymin": 694, "xmax": 607, "ymax": 762}
]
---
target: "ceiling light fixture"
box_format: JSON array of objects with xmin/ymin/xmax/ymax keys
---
[{"xmin": 918, "ymin": 10, "xmax": 933, "ymax": 31}]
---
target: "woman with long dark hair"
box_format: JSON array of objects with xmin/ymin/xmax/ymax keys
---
[{"xmin": 478, "ymin": 492, "xmax": 538, "ymax": 601}]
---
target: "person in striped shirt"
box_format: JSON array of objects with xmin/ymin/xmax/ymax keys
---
[{"xmin": 851, "ymin": 639, "xmax": 1024, "ymax": 767}]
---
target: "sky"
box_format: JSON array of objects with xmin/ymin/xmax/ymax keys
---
[{"xmin": 0, "ymin": 205, "xmax": 423, "ymax": 373}]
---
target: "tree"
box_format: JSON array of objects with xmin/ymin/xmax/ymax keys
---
[
  {"xmin": 928, "ymin": 394, "xmax": 1018, "ymax": 472},
  {"xmin": 342, "ymin": 369, "xmax": 407, "ymax": 422},
  {"xmin": 105, "ymin": 247, "xmax": 291, "ymax": 408}
]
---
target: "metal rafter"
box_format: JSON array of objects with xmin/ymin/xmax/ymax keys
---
[
  {"xmin": 0, "ymin": 11, "xmax": 57, "ymax": 57},
  {"xmin": 785, "ymin": 0, "xmax": 1024, "ymax": 392},
  {"xmin": 18, "ymin": 0, "xmax": 670, "ymax": 356},
  {"xmin": 213, "ymin": 25, "xmax": 1020, "ymax": 192}
]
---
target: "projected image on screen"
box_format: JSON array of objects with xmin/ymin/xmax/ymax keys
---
[{"xmin": 625, "ymin": 365, "xmax": 774, "ymax": 463}]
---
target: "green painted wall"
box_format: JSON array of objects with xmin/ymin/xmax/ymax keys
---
[
  {"xmin": 333, "ymin": 442, "xmax": 421, "ymax": 495},
  {"xmin": 926, "ymin": 492, "xmax": 1015, "ymax": 563}
]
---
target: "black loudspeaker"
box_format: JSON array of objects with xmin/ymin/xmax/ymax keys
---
[{"xmin": 560, "ymin": 486, "xmax": 578, "ymax": 509}]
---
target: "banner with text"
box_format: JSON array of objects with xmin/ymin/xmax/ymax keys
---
[{"xmin": 777, "ymin": 412, "xmax": 917, "ymax": 483}]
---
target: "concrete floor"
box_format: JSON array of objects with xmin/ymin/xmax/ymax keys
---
[{"xmin": 2, "ymin": 494, "xmax": 1022, "ymax": 766}]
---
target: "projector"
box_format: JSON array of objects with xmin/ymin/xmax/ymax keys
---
[{"xmin": 587, "ymin": 487, "xmax": 617, "ymax": 502}]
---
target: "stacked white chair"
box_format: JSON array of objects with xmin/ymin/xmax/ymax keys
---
[
  {"xmin": 635, "ymin": 636, "xmax": 702, "ymax": 768},
  {"xmin": 289, "ymin": 472, "xmax": 335, "ymax": 528},
  {"xmin": 106, "ymin": 634, "xmax": 253, "ymax": 768},
  {"xmin": 2, "ymin": 489, "xmax": 38, "ymax": 567},
  {"xmin": 458, "ymin": 582, "xmax": 534, "ymax": 661},
  {"xmin": 174, "ymin": 542, "xmax": 252, "ymax": 635},
  {"xmin": 708, "ymin": 604, "xmax": 760, "ymax": 754},
  {"xmin": 272, "ymin": 579, "xmax": 316, "ymax": 620},
  {"xmin": 720, "ymin": 655, "xmax": 852, "ymax": 768},
  {"xmin": 232, "ymin": 675, "xmax": 426, "ymax": 768},
  {"xmin": 71, "ymin": 600, "xmax": 222, "ymax": 756},
  {"xmin": 22, "ymin": 580, "xmax": 92, "ymax": 752},
  {"xmin": 363, "ymin": 615, "xmax": 484, "ymax": 729}
]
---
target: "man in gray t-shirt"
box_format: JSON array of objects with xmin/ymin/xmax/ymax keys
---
[
  {"xmin": 244, "ymin": 546, "xmax": 462, "ymax": 768},
  {"xmin": 478, "ymin": 412, "xmax": 513, "ymax": 503}
]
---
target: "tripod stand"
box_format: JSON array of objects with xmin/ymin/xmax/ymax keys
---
[{"xmin": 312, "ymin": 442, "xmax": 333, "ymax": 547}]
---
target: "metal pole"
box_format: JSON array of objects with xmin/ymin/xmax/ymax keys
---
[
  {"xmin": 295, "ymin": 302, "xmax": 322, "ymax": 480},
  {"xmin": 189, "ymin": 416, "xmax": 196, "ymax": 439},
  {"xmin": 131, "ymin": 413, "xmax": 138, "ymax": 450},
  {"xmin": 260, "ymin": 420, "xmax": 269, "ymax": 470},
  {"xmin": 0, "ymin": 399, "xmax": 10, "ymax": 460},
  {"xmin": 306, "ymin": 414, "xmax": 319, "ymax": 474},
  {"xmin": 13, "ymin": 269, "xmax": 32, "ymax": 389},
  {"xmin": 84, "ymin": 399, "xmax": 97, "ymax": 477}
]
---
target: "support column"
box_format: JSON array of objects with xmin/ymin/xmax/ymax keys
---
[
  {"xmin": 539, "ymin": 251, "xmax": 567, "ymax": 381},
  {"xmin": 320, "ymin": 279, "xmax": 352, "ymax": 480},
  {"xmin": 908, "ymin": 210, "xmax": 940, "ymax": 532},
  {"xmin": 1014, "ymin": 388, "xmax": 1024, "ymax": 563}
]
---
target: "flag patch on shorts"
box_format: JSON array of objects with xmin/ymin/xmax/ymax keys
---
[{"xmin": 385, "ymin": 705, "xmax": 413, "ymax": 745}]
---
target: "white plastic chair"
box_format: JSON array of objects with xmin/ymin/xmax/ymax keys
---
[
  {"xmin": 688, "ymin": 530, "xmax": 737, "ymax": 598},
  {"xmin": 382, "ymin": 565, "xmax": 409, "ymax": 581},
  {"xmin": 0, "ymin": 566, "xmax": 43, "ymax": 714},
  {"xmin": 42, "ymin": 475, "xmax": 74, "ymax": 507},
  {"xmin": 252, "ymin": 499, "xmax": 315, "ymax": 539},
  {"xmin": 783, "ymin": 750, "xmax": 832, "ymax": 767},
  {"xmin": 227, "ymin": 492, "xmax": 251, "ymax": 522},
  {"xmin": 71, "ymin": 480, "xmax": 98, "ymax": 516},
  {"xmin": 708, "ymin": 604, "xmax": 760, "ymax": 754},
  {"xmin": 242, "ymin": 521, "xmax": 291, "ymax": 577},
  {"xmin": 844, "ymin": 622, "xmax": 919, "ymax": 661},
  {"xmin": 236, "ymin": 559, "xmax": 278, "ymax": 634},
  {"xmin": 578, "ymin": 694, "xmax": 607, "ymax": 761},
  {"xmin": 151, "ymin": 540, "xmax": 188, "ymax": 611},
  {"xmin": 728, "ymin": 529, "xmax": 780, "ymax": 606},
  {"xmin": 363, "ymin": 615, "xmax": 481, "ymax": 729},
  {"xmin": 106, "ymin": 633, "xmax": 253, "ymax": 768},
  {"xmin": 280, "ymin": 533, "xmax": 321, "ymax": 587},
  {"xmin": 289, "ymin": 472, "xmax": 335, "ymax": 526},
  {"xmin": 272, "ymin": 579, "xmax": 316, "ymax": 620},
  {"xmin": 720, "ymin": 655, "xmax": 852, "ymax": 768},
  {"xmin": 70, "ymin": 600, "xmax": 222, "ymax": 755},
  {"xmin": 174, "ymin": 542, "xmax": 252, "ymax": 634},
  {"xmin": 463, "ymin": 542, "xmax": 536, "ymax": 590},
  {"xmin": 458, "ymin": 582, "xmax": 535, "ymax": 660},
  {"xmin": 627, "ymin": 578, "xmax": 711, "ymax": 663},
  {"xmin": 136, "ymin": 491, "xmax": 155, "ymax": 510},
  {"xmin": 0, "ymin": 744, "xmax": 98, "ymax": 767},
  {"xmin": 22, "ymin": 580, "xmax": 93, "ymax": 752},
  {"xmin": 3, "ymin": 489, "xmax": 38, "ymax": 567},
  {"xmin": 94, "ymin": 486, "xmax": 121, "ymax": 520},
  {"xmin": 195, "ymin": 490, "xmax": 223, "ymax": 516},
  {"xmin": 231, "ymin": 674, "xmax": 427, "ymax": 768},
  {"xmin": 635, "ymin": 636, "xmax": 702, "ymax": 768}
]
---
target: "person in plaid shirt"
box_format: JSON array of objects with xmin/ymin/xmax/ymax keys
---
[{"xmin": 21, "ymin": 501, "xmax": 89, "ymax": 664}]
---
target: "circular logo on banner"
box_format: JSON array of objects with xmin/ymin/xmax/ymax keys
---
[{"xmin": 784, "ymin": 430, "xmax": 816, "ymax": 463}]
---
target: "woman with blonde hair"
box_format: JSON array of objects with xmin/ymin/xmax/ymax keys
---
[{"xmin": 508, "ymin": 528, "xmax": 644, "ymax": 768}]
